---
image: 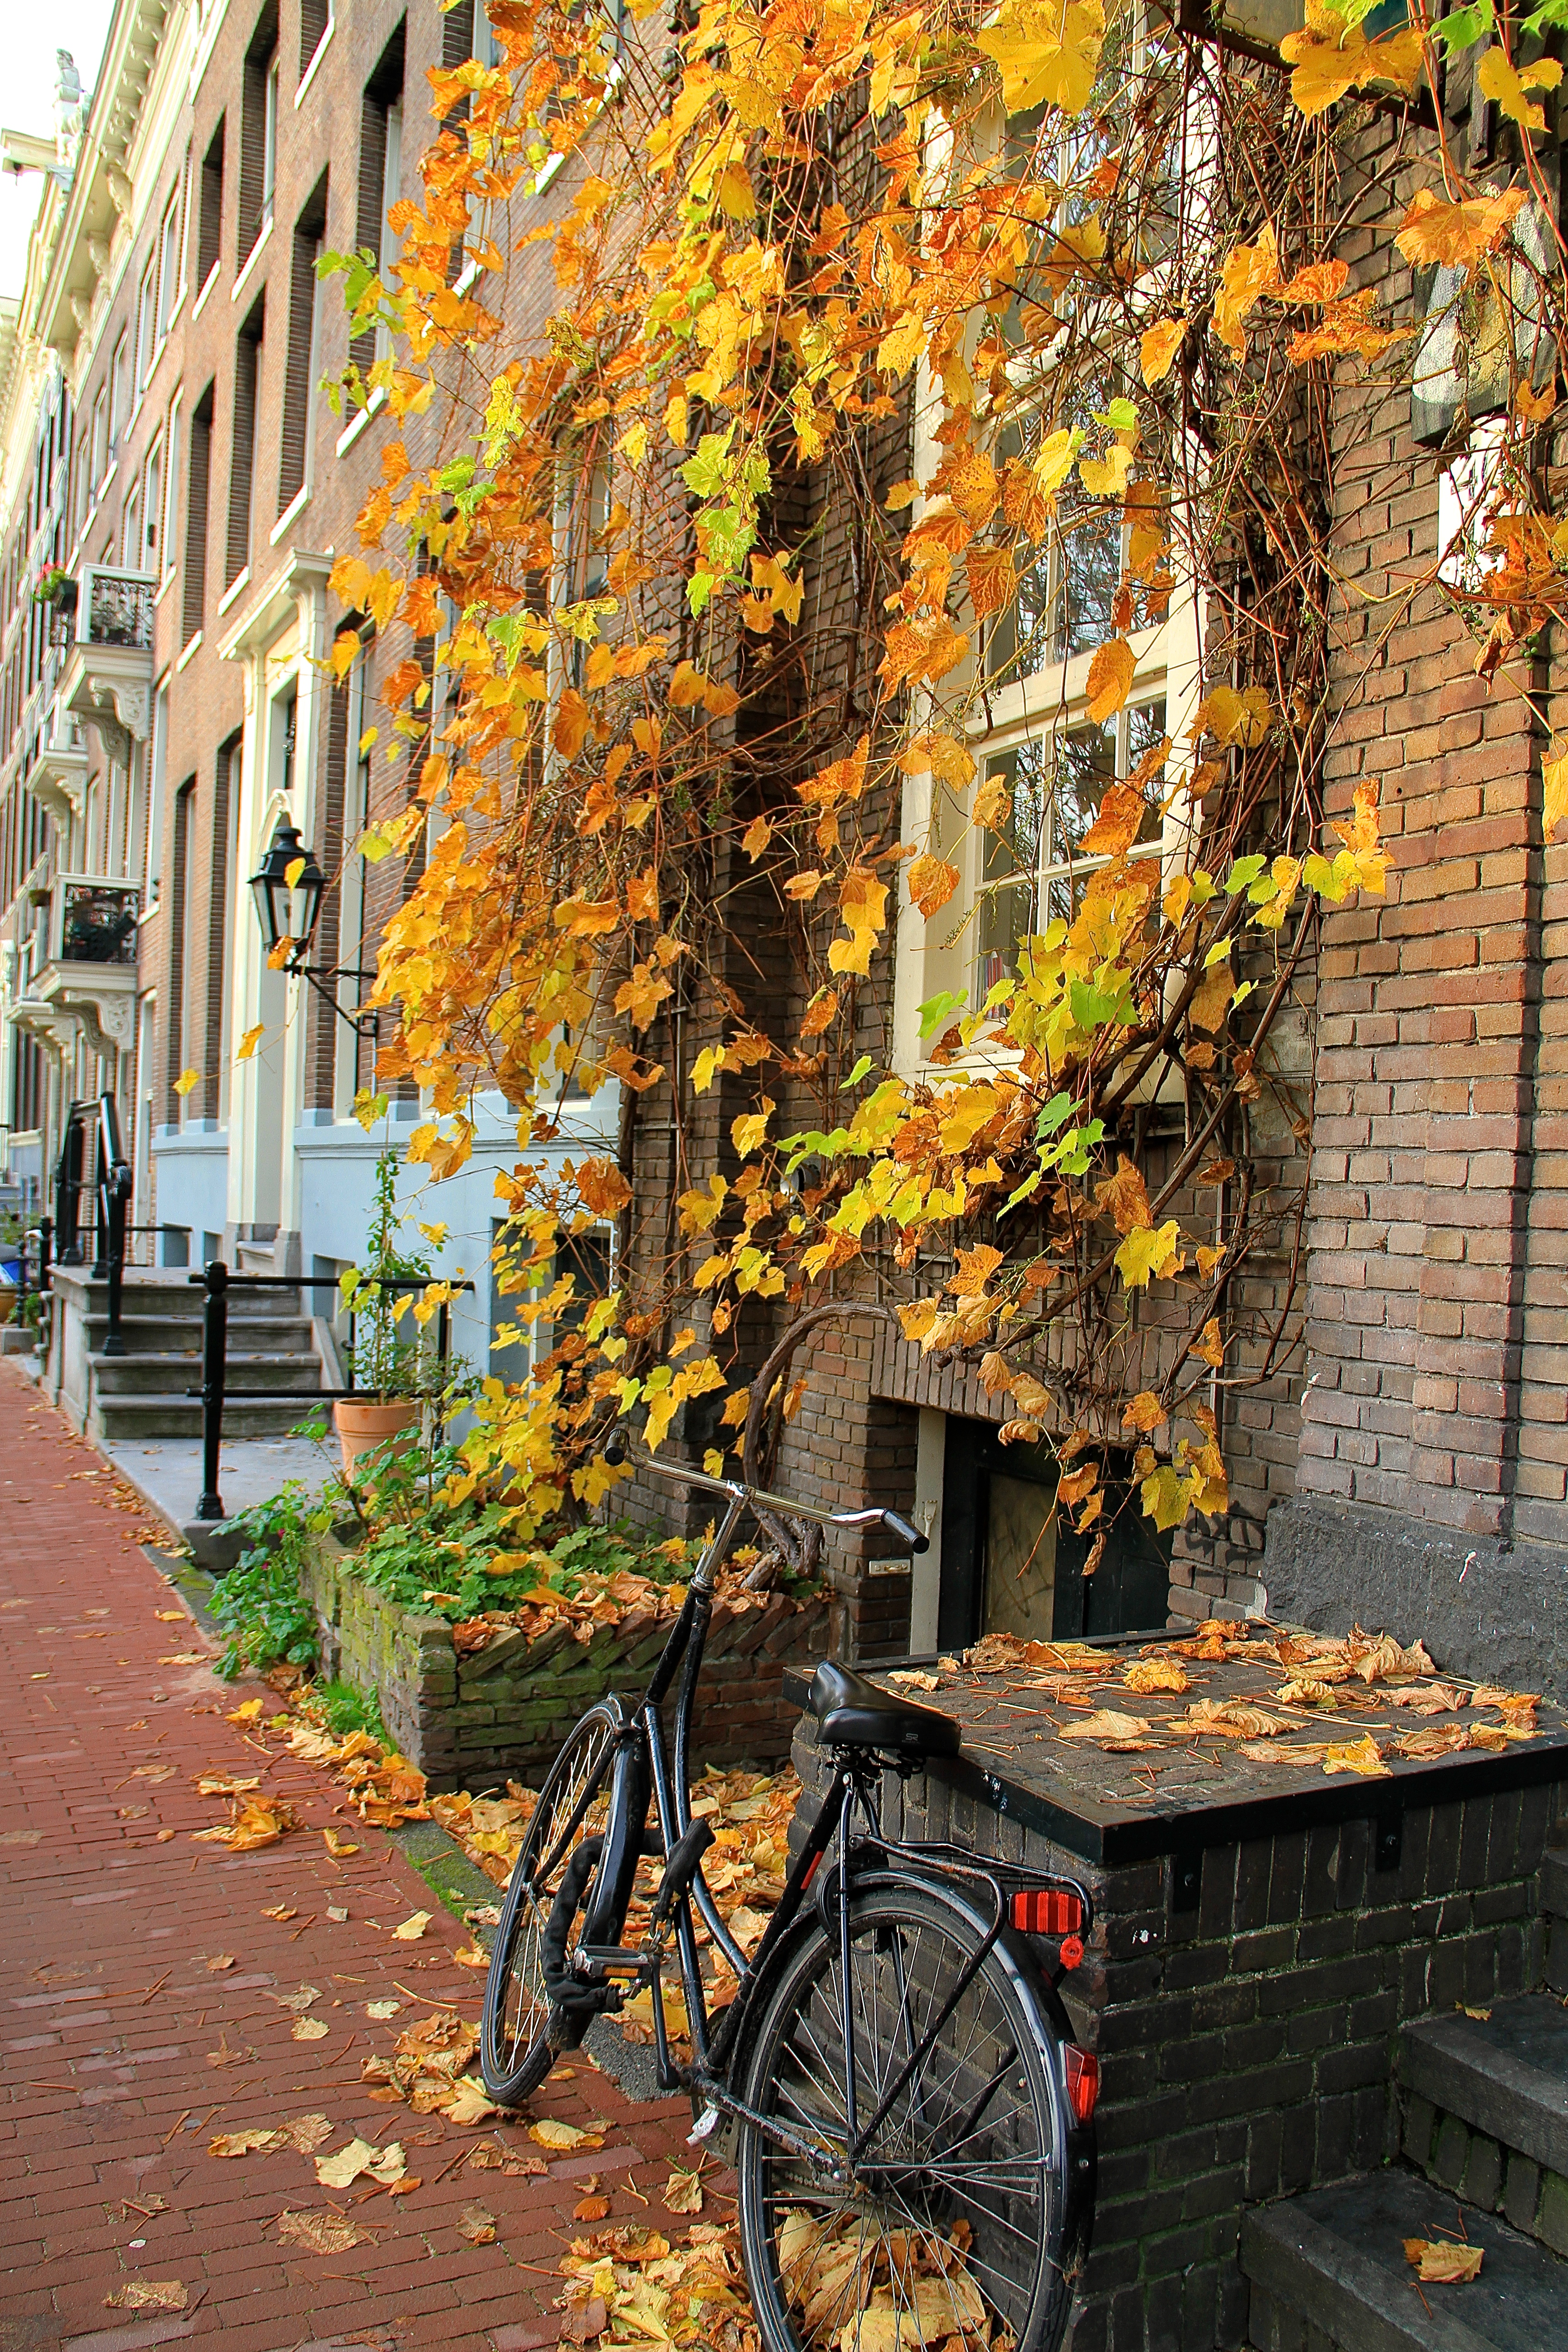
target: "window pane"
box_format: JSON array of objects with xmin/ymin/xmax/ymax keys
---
[
  {"xmin": 1055, "ymin": 503, "xmax": 1121, "ymax": 659},
  {"xmin": 975, "ymin": 741, "xmax": 1048, "ymax": 996}
]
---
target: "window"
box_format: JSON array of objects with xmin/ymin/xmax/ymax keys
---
[
  {"xmin": 142, "ymin": 439, "xmax": 163, "ymax": 572},
  {"xmin": 226, "ymin": 302, "xmax": 264, "ymax": 589},
  {"xmin": 198, "ymin": 118, "xmax": 225, "ymax": 292},
  {"xmin": 109, "ymin": 334, "xmax": 128, "ymax": 447},
  {"xmin": 184, "ymin": 382, "xmax": 214, "ymax": 644},
  {"xmin": 157, "ymin": 192, "xmax": 181, "ymax": 339},
  {"xmin": 556, "ymin": 447, "xmax": 609, "ymax": 687},
  {"xmin": 262, "ymin": 54, "xmax": 280, "ymax": 220},
  {"xmin": 91, "ymin": 387, "xmax": 108, "ymax": 486},
  {"xmin": 136, "ymin": 264, "xmax": 157, "ymax": 392},
  {"xmin": 162, "ymin": 396, "xmax": 181, "ymax": 584},
  {"xmin": 973, "ymin": 703, "xmax": 1168, "ymax": 999},
  {"xmin": 146, "ymin": 682, "xmax": 169, "ymax": 902},
  {"xmin": 300, "ymin": 0, "xmax": 330, "ymax": 73},
  {"xmin": 279, "ymin": 178, "xmax": 328, "ymax": 513},
  {"xmin": 352, "ymin": 21, "xmax": 407, "ymax": 376},
  {"xmin": 121, "ymin": 485, "xmax": 140, "ymax": 569}
]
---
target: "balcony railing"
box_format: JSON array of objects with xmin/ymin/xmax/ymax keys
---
[
  {"xmin": 78, "ymin": 564, "xmax": 155, "ymax": 651},
  {"xmin": 52, "ymin": 877, "xmax": 140, "ymax": 968}
]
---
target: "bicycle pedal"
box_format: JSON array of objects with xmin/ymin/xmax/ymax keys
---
[{"xmin": 687, "ymin": 2103, "xmax": 722, "ymax": 2146}]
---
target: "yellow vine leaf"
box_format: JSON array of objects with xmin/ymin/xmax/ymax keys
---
[
  {"xmin": 1395, "ymin": 186, "xmax": 1528, "ymax": 274},
  {"xmin": 1115, "ymin": 1220, "xmax": 1182, "ymax": 1290},
  {"xmin": 1477, "ymin": 46, "xmax": 1561, "ymax": 135},
  {"xmin": 1279, "ymin": 7, "xmax": 1424, "ymax": 120},
  {"xmin": 1139, "ymin": 317, "xmax": 1186, "ymax": 387},
  {"xmin": 174, "ymin": 1068, "xmax": 201, "ymax": 1097},
  {"xmin": 1212, "ymin": 225, "xmax": 1279, "ymax": 360},
  {"xmin": 908, "ymin": 854, "xmax": 960, "ymax": 917},
  {"xmin": 236, "ymin": 1025, "xmax": 265, "ymax": 1063},
  {"xmin": 976, "ymin": 0, "xmax": 1107, "ymax": 118},
  {"xmin": 1085, "ymin": 639, "xmax": 1135, "ymax": 724}
]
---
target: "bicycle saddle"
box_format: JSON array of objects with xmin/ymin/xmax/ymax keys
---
[{"xmin": 809, "ymin": 1659, "xmax": 962, "ymax": 1759}]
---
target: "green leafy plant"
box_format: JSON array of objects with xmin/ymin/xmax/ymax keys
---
[
  {"xmin": 340, "ymin": 1149, "xmax": 443, "ymax": 1404},
  {"xmin": 212, "ymin": 1480, "xmax": 331, "ymax": 1678},
  {"xmin": 310, "ymin": 1676, "xmax": 390, "ymax": 1748}
]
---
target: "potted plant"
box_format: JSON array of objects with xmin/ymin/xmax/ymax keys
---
[
  {"xmin": 31, "ymin": 565, "xmax": 74, "ymax": 608},
  {"xmin": 333, "ymin": 1148, "xmax": 438, "ymax": 1479}
]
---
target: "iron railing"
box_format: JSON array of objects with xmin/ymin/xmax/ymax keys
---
[
  {"xmin": 188, "ymin": 1264, "xmax": 475, "ymax": 1522},
  {"xmin": 54, "ymin": 1094, "xmax": 133, "ymax": 1352}
]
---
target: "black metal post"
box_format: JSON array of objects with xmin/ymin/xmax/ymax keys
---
[
  {"xmin": 435, "ymin": 1297, "xmax": 451, "ymax": 1443},
  {"xmin": 91, "ymin": 1118, "xmax": 109, "ymax": 1279},
  {"xmin": 196, "ymin": 1259, "xmax": 229, "ymax": 1521},
  {"xmin": 103, "ymin": 1171, "xmax": 127, "ymax": 1357},
  {"xmin": 38, "ymin": 1215, "xmax": 51, "ymax": 1294}
]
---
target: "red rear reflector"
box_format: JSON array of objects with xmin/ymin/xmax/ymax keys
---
[
  {"xmin": 1059, "ymin": 1935, "xmax": 1084, "ymax": 1972},
  {"xmin": 1010, "ymin": 1889, "xmax": 1084, "ymax": 1936},
  {"xmin": 1064, "ymin": 2045, "xmax": 1099, "ymax": 2124}
]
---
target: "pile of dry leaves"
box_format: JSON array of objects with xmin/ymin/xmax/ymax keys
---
[
  {"xmin": 448, "ymin": 1553, "xmax": 799, "ymax": 1659},
  {"xmin": 890, "ymin": 1620, "xmax": 1543, "ymax": 1780},
  {"xmin": 558, "ymin": 2221, "xmax": 758, "ymax": 2352}
]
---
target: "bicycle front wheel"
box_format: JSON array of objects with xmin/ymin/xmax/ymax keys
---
[
  {"xmin": 736, "ymin": 1882, "xmax": 1079, "ymax": 2352},
  {"xmin": 480, "ymin": 1699, "xmax": 619, "ymax": 2104}
]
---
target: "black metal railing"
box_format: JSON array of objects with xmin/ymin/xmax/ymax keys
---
[
  {"xmin": 54, "ymin": 1094, "xmax": 133, "ymax": 1352},
  {"xmin": 188, "ymin": 1264, "xmax": 475, "ymax": 1523},
  {"xmin": 126, "ymin": 1221, "xmax": 193, "ymax": 1269}
]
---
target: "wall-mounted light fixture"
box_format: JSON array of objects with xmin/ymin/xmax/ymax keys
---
[{"xmin": 247, "ymin": 820, "xmax": 378, "ymax": 1038}]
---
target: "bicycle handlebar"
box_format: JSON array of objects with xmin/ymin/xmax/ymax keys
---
[{"xmin": 603, "ymin": 1430, "xmax": 929, "ymax": 1554}]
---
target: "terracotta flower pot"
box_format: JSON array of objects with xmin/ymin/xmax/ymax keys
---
[
  {"xmin": 0, "ymin": 1291, "xmax": 15, "ymax": 1327},
  {"xmin": 333, "ymin": 1396, "xmax": 421, "ymax": 1480}
]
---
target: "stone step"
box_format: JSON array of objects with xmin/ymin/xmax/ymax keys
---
[
  {"xmin": 1398, "ymin": 1994, "xmax": 1568, "ymax": 2253},
  {"xmin": 80, "ymin": 1312, "xmax": 317, "ymax": 1353},
  {"xmin": 89, "ymin": 1351, "xmax": 323, "ymax": 1397},
  {"xmin": 1543, "ymin": 1848, "xmax": 1568, "ymax": 1997},
  {"xmin": 90, "ymin": 1394, "xmax": 328, "ymax": 1441},
  {"xmin": 1242, "ymin": 2166, "xmax": 1568, "ymax": 2351}
]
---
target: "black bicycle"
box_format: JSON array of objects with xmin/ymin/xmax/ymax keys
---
[{"xmin": 480, "ymin": 1442, "xmax": 1098, "ymax": 2352}]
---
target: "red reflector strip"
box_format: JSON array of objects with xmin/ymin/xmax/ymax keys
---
[
  {"xmin": 1064, "ymin": 2045, "xmax": 1099, "ymax": 2124},
  {"xmin": 1009, "ymin": 1888, "xmax": 1084, "ymax": 1936}
]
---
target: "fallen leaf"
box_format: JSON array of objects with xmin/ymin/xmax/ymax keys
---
[
  {"xmin": 269, "ymin": 1985, "xmax": 323, "ymax": 2014},
  {"xmin": 209, "ymin": 2129, "xmax": 281, "ymax": 2158},
  {"xmin": 154, "ymin": 1610, "xmax": 186, "ymax": 1622},
  {"xmin": 262, "ymin": 1905, "xmax": 298, "ymax": 1921},
  {"xmin": 366, "ymin": 2000, "xmax": 401, "ymax": 2019},
  {"xmin": 227, "ymin": 1699, "xmax": 264, "ymax": 1721},
  {"xmin": 103, "ymin": 2283, "xmax": 186, "ymax": 2312},
  {"xmin": 292, "ymin": 2017, "xmax": 330, "ymax": 2041},
  {"xmin": 1182, "ymin": 1699, "xmax": 1289, "ymax": 1740},
  {"xmin": 323, "ymin": 1830, "xmax": 360, "ymax": 1856},
  {"xmin": 1322, "ymin": 1735, "xmax": 1390, "ymax": 1779},
  {"xmin": 206, "ymin": 1955, "xmax": 236, "ymax": 1973},
  {"xmin": 316, "ymin": 2136, "xmax": 407, "ymax": 2189},
  {"xmin": 391, "ymin": 1911, "xmax": 431, "ymax": 1941},
  {"xmin": 1404, "ymin": 2236, "xmax": 1483, "ymax": 2283},
  {"xmin": 1057, "ymin": 1709, "xmax": 1154, "ymax": 1750},
  {"xmin": 574, "ymin": 2193, "xmax": 612, "ymax": 2222},
  {"xmin": 443, "ymin": 2076, "xmax": 500, "ymax": 2127},
  {"xmin": 1276, "ymin": 1679, "xmax": 1341, "ymax": 1708},
  {"xmin": 457, "ymin": 2201, "xmax": 498, "ymax": 2244},
  {"xmin": 663, "ymin": 2166, "xmax": 703, "ymax": 2214},
  {"xmin": 1123, "ymin": 1659, "xmax": 1189, "ymax": 1695},
  {"xmin": 563, "ymin": 2296, "xmax": 608, "ymax": 2342},
  {"xmin": 529, "ymin": 2117, "xmax": 603, "ymax": 2150},
  {"xmin": 327, "ymin": 1906, "xmax": 349, "ymax": 1923},
  {"xmin": 278, "ymin": 2210, "xmax": 363, "ymax": 2253},
  {"xmin": 283, "ymin": 2114, "xmax": 333, "ymax": 2152},
  {"xmin": 452, "ymin": 1943, "xmax": 489, "ymax": 1968}
]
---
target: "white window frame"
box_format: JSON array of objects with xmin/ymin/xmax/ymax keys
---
[
  {"xmin": 157, "ymin": 194, "xmax": 181, "ymax": 343},
  {"xmin": 109, "ymin": 334, "xmax": 128, "ymax": 448},
  {"xmin": 145, "ymin": 681, "xmax": 169, "ymax": 906},
  {"xmin": 262, "ymin": 54, "xmax": 281, "ymax": 222},
  {"xmin": 136, "ymin": 263, "xmax": 157, "ymax": 394},
  {"xmin": 91, "ymin": 385, "xmax": 108, "ymax": 488},
  {"xmin": 121, "ymin": 483, "xmax": 140, "ymax": 569},
  {"xmin": 142, "ymin": 436, "xmax": 164, "ymax": 573},
  {"xmin": 303, "ymin": 237, "xmax": 326, "ymax": 492},
  {"xmin": 162, "ymin": 393, "xmax": 182, "ymax": 585}
]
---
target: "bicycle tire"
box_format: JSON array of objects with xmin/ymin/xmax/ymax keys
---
[
  {"xmin": 480, "ymin": 1699, "xmax": 620, "ymax": 2104},
  {"xmin": 735, "ymin": 1881, "xmax": 1079, "ymax": 2352}
]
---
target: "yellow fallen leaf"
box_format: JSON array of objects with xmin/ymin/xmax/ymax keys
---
[
  {"xmin": 442, "ymin": 2076, "xmax": 500, "ymax": 2126},
  {"xmin": 1322, "ymin": 1735, "xmax": 1390, "ymax": 1779},
  {"xmin": 323, "ymin": 1830, "xmax": 360, "ymax": 1856},
  {"xmin": 366, "ymin": 1999, "xmax": 402, "ymax": 2019},
  {"xmin": 316, "ymin": 2136, "xmax": 407, "ymax": 2189},
  {"xmin": 292, "ymin": 2017, "xmax": 329, "ymax": 2041},
  {"xmin": 392, "ymin": 1911, "xmax": 431, "ymax": 1941},
  {"xmin": 664, "ymin": 2167, "xmax": 703, "ymax": 2214},
  {"xmin": 104, "ymin": 2283, "xmax": 186, "ymax": 2312},
  {"xmin": 154, "ymin": 1610, "xmax": 185, "ymax": 1622},
  {"xmin": 458, "ymin": 2201, "xmax": 497, "ymax": 2244},
  {"xmin": 227, "ymin": 1699, "xmax": 263, "ymax": 1722},
  {"xmin": 278, "ymin": 2210, "xmax": 363, "ymax": 2253},
  {"xmin": 1058, "ymin": 1709, "xmax": 1153, "ymax": 1748},
  {"xmin": 1123, "ymin": 1658, "xmax": 1189, "ymax": 1695},
  {"xmin": 452, "ymin": 1943, "xmax": 489, "ymax": 1969},
  {"xmin": 529, "ymin": 2117, "xmax": 604, "ymax": 2150},
  {"xmin": 209, "ymin": 2129, "xmax": 281, "ymax": 2158},
  {"xmin": 1404, "ymin": 2236, "xmax": 1483, "ymax": 2283}
]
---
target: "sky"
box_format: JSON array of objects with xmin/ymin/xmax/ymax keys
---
[{"xmin": 0, "ymin": 4, "xmax": 119, "ymax": 304}]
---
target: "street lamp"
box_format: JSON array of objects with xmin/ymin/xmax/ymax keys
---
[
  {"xmin": 248, "ymin": 823, "xmax": 326, "ymax": 970},
  {"xmin": 247, "ymin": 819, "xmax": 379, "ymax": 1039}
]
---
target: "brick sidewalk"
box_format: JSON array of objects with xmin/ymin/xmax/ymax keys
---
[{"xmin": 0, "ymin": 1365, "xmax": 717, "ymax": 2352}]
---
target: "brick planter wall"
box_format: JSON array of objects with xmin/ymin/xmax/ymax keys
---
[
  {"xmin": 301, "ymin": 1534, "xmax": 831, "ymax": 1789},
  {"xmin": 789, "ymin": 1677, "xmax": 1568, "ymax": 2352}
]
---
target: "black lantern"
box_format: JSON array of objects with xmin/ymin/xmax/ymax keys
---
[{"xmin": 248, "ymin": 822, "xmax": 326, "ymax": 969}]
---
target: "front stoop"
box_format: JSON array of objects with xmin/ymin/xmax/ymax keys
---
[
  {"xmin": 1242, "ymin": 2171, "xmax": 1567, "ymax": 2350},
  {"xmin": 1398, "ymin": 1993, "xmax": 1568, "ymax": 2251}
]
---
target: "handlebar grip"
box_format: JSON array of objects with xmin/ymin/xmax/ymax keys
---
[
  {"xmin": 881, "ymin": 1509, "xmax": 929, "ymax": 1555},
  {"xmin": 604, "ymin": 1429, "xmax": 628, "ymax": 1467}
]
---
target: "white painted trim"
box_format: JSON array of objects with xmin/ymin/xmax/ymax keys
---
[
  {"xmin": 230, "ymin": 214, "xmax": 273, "ymax": 309},
  {"xmin": 270, "ymin": 482, "xmax": 311, "ymax": 544},
  {"xmin": 176, "ymin": 631, "xmax": 203, "ymax": 672},
  {"xmin": 217, "ymin": 567, "xmax": 251, "ymax": 616},
  {"xmin": 294, "ymin": 15, "xmax": 335, "ymax": 108},
  {"xmin": 191, "ymin": 262, "xmax": 220, "ymax": 323},
  {"xmin": 334, "ymin": 386, "xmax": 385, "ymax": 457}
]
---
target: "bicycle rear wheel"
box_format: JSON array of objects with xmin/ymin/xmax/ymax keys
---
[
  {"xmin": 480, "ymin": 1699, "xmax": 619, "ymax": 2104},
  {"xmin": 736, "ymin": 1882, "xmax": 1078, "ymax": 2352}
]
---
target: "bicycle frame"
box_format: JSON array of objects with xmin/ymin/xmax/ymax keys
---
[{"xmin": 549, "ymin": 1442, "xmax": 1093, "ymax": 2159}]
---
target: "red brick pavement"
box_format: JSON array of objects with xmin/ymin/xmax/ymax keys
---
[{"xmin": 0, "ymin": 1365, "xmax": 720, "ymax": 2352}]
